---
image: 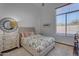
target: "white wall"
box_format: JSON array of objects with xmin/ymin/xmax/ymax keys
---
[
  {"xmin": 38, "ymin": 3, "xmax": 74, "ymax": 46},
  {"xmin": 39, "ymin": 3, "xmax": 64, "ymax": 36},
  {"xmin": 0, "ymin": 3, "xmax": 63, "ymax": 35},
  {"xmin": 0, "ymin": 3, "xmax": 41, "ymax": 33},
  {"xmin": 0, "ymin": 3, "xmax": 73, "ymax": 45}
]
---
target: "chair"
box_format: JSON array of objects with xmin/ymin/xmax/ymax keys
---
[{"xmin": 73, "ymin": 33, "xmax": 79, "ymax": 56}]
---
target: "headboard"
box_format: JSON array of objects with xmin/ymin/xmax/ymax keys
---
[
  {"xmin": 19, "ymin": 27, "xmax": 36, "ymax": 34},
  {"xmin": 18, "ymin": 27, "xmax": 36, "ymax": 46}
]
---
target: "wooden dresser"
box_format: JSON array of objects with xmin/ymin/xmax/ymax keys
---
[{"xmin": 0, "ymin": 31, "xmax": 19, "ymax": 54}]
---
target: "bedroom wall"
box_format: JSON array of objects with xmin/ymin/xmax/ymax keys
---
[
  {"xmin": 0, "ymin": 3, "xmax": 74, "ymax": 46},
  {"xmin": 39, "ymin": 3, "xmax": 63, "ymax": 36},
  {"xmin": 0, "ymin": 3, "xmax": 41, "ymax": 33},
  {"xmin": 39, "ymin": 3, "xmax": 74, "ymax": 46}
]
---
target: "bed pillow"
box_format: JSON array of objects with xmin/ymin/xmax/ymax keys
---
[{"xmin": 21, "ymin": 32, "xmax": 34, "ymax": 37}]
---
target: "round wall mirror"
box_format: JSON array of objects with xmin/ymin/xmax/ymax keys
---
[{"xmin": 0, "ymin": 17, "xmax": 18, "ymax": 33}]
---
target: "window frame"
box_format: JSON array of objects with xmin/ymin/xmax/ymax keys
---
[{"xmin": 56, "ymin": 3, "xmax": 79, "ymax": 37}]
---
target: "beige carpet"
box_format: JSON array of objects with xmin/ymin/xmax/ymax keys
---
[
  {"xmin": 47, "ymin": 43, "xmax": 73, "ymax": 56},
  {"xmin": 3, "ymin": 43, "xmax": 73, "ymax": 56},
  {"xmin": 3, "ymin": 48, "xmax": 31, "ymax": 56}
]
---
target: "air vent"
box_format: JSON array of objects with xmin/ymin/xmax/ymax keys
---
[{"xmin": 42, "ymin": 3, "xmax": 45, "ymax": 6}]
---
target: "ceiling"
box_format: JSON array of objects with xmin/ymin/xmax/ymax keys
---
[{"xmin": 33, "ymin": 3, "xmax": 66, "ymax": 8}]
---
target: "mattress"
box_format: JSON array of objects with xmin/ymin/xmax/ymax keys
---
[{"xmin": 22, "ymin": 34, "xmax": 55, "ymax": 53}]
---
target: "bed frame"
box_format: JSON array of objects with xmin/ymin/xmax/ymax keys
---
[
  {"xmin": 19, "ymin": 27, "xmax": 55, "ymax": 56},
  {"xmin": 21, "ymin": 42, "xmax": 55, "ymax": 56}
]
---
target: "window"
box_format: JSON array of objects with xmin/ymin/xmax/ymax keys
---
[
  {"xmin": 67, "ymin": 12, "xmax": 79, "ymax": 34},
  {"xmin": 56, "ymin": 3, "xmax": 79, "ymax": 36},
  {"xmin": 56, "ymin": 4, "xmax": 70, "ymax": 15},
  {"xmin": 56, "ymin": 14, "xmax": 65, "ymax": 35}
]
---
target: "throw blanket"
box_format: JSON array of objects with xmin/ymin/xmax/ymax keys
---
[{"xmin": 22, "ymin": 34, "xmax": 55, "ymax": 52}]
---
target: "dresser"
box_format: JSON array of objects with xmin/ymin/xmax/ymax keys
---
[
  {"xmin": 0, "ymin": 30, "xmax": 19, "ymax": 53},
  {"xmin": 0, "ymin": 35, "xmax": 3, "ymax": 53}
]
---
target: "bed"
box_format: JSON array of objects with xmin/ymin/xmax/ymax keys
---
[{"xmin": 19, "ymin": 27, "xmax": 55, "ymax": 56}]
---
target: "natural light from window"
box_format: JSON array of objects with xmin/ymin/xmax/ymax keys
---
[{"xmin": 56, "ymin": 3, "xmax": 79, "ymax": 36}]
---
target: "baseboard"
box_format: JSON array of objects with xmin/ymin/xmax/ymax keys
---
[
  {"xmin": 56, "ymin": 41, "xmax": 74, "ymax": 47},
  {"xmin": 2, "ymin": 47, "xmax": 18, "ymax": 53}
]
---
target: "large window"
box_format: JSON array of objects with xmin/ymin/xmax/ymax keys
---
[
  {"xmin": 56, "ymin": 3, "xmax": 79, "ymax": 36},
  {"xmin": 56, "ymin": 14, "xmax": 65, "ymax": 35}
]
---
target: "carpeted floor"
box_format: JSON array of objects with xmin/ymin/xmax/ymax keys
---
[
  {"xmin": 47, "ymin": 43, "xmax": 73, "ymax": 56},
  {"xmin": 3, "ymin": 43, "xmax": 73, "ymax": 56}
]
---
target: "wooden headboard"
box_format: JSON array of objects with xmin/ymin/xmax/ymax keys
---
[{"xmin": 18, "ymin": 27, "xmax": 36, "ymax": 34}]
